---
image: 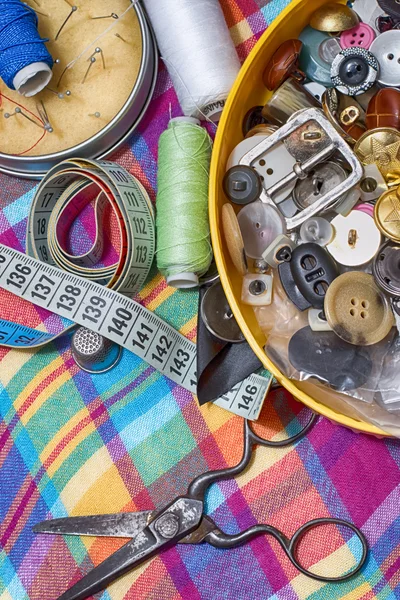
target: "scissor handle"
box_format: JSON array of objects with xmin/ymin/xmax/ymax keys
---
[
  {"xmin": 204, "ymin": 518, "xmax": 368, "ymax": 583},
  {"xmin": 188, "ymin": 394, "xmax": 317, "ymax": 500}
]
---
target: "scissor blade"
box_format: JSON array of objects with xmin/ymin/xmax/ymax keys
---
[
  {"xmin": 33, "ymin": 511, "xmax": 154, "ymax": 538},
  {"xmin": 57, "ymin": 497, "xmax": 203, "ymax": 600}
]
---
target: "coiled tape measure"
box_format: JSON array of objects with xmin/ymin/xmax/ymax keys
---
[{"xmin": 0, "ymin": 159, "xmax": 271, "ymax": 420}]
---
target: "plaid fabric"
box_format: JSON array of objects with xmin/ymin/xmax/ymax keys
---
[{"xmin": 1, "ymin": 1, "xmax": 400, "ymax": 599}]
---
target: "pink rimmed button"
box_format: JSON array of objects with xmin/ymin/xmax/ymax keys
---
[
  {"xmin": 340, "ymin": 23, "xmax": 376, "ymax": 50},
  {"xmin": 355, "ymin": 203, "xmax": 375, "ymax": 218}
]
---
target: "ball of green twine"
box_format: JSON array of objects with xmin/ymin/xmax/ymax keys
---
[{"xmin": 156, "ymin": 117, "xmax": 213, "ymax": 288}]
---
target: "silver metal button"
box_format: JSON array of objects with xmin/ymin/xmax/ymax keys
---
[
  {"xmin": 200, "ymin": 281, "xmax": 245, "ymax": 343},
  {"xmin": 71, "ymin": 327, "xmax": 122, "ymax": 373},
  {"xmin": 293, "ymin": 161, "xmax": 347, "ymax": 211}
]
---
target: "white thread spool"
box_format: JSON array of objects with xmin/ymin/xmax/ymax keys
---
[
  {"xmin": 13, "ymin": 62, "xmax": 52, "ymax": 97},
  {"xmin": 142, "ymin": 0, "xmax": 241, "ymax": 121}
]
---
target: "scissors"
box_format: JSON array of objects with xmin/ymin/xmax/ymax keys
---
[{"xmin": 33, "ymin": 410, "xmax": 368, "ymax": 600}]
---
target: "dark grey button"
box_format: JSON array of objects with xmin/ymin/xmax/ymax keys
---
[
  {"xmin": 223, "ymin": 166, "xmax": 262, "ymax": 205},
  {"xmin": 200, "ymin": 281, "xmax": 245, "ymax": 343},
  {"xmin": 339, "ymin": 55, "xmax": 369, "ymax": 85},
  {"xmin": 71, "ymin": 327, "xmax": 122, "ymax": 373},
  {"xmin": 373, "ymin": 241, "xmax": 400, "ymax": 297}
]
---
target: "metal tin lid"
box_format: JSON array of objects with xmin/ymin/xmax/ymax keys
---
[
  {"xmin": 370, "ymin": 30, "xmax": 400, "ymax": 86},
  {"xmin": 324, "ymin": 272, "xmax": 394, "ymax": 346},
  {"xmin": 71, "ymin": 327, "xmax": 122, "ymax": 373},
  {"xmin": 374, "ymin": 186, "xmax": 400, "ymax": 241},
  {"xmin": 200, "ymin": 281, "xmax": 245, "ymax": 343}
]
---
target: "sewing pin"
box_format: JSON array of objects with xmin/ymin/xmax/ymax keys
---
[
  {"xmin": 114, "ymin": 33, "xmax": 128, "ymax": 43},
  {"xmin": 55, "ymin": 5, "xmax": 77, "ymax": 41},
  {"xmin": 36, "ymin": 101, "xmax": 53, "ymax": 133},
  {"xmin": 91, "ymin": 13, "xmax": 119, "ymax": 20},
  {"xmin": 82, "ymin": 57, "xmax": 97, "ymax": 84},
  {"xmin": 88, "ymin": 47, "xmax": 105, "ymax": 70},
  {"xmin": 46, "ymin": 87, "xmax": 71, "ymax": 99},
  {"xmin": 89, "ymin": 112, "xmax": 101, "ymax": 118},
  {"xmin": 4, "ymin": 107, "xmax": 45, "ymax": 130}
]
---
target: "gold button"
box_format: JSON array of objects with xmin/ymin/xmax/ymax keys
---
[
  {"xmin": 354, "ymin": 128, "xmax": 400, "ymax": 179},
  {"xmin": 221, "ymin": 203, "xmax": 247, "ymax": 276},
  {"xmin": 374, "ymin": 186, "xmax": 400, "ymax": 242},
  {"xmin": 324, "ymin": 272, "xmax": 394, "ymax": 346},
  {"xmin": 310, "ymin": 3, "xmax": 359, "ymax": 33}
]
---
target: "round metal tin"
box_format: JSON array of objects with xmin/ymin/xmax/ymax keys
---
[{"xmin": 0, "ymin": 3, "xmax": 157, "ymax": 179}]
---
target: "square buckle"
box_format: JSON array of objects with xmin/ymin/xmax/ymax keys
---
[{"xmin": 239, "ymin": 108, "xmax": 363, "ymax": 230}]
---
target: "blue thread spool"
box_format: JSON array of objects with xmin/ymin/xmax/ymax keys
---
[{"xmin": 0, "ymin": 0, "xmax": 53, "ymax": 96}]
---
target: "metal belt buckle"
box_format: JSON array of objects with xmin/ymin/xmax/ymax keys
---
[{"xmin": 239, "ymin": 107, "xmax": 363, "ymax": 230}]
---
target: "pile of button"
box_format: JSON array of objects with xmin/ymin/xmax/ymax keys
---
[{"xmin": 221, "ymin": 1, "xmax": 400, "ymax": 411}]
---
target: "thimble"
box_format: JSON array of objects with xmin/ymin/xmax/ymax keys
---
[{"xmin": 71, "ymin": 327, "xmax": 122, "ymax": 373}]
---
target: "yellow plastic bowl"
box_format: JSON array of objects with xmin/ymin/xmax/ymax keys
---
[{"xmin": 210, "ymin": 0, "xmax": 389, "ymax": 437}]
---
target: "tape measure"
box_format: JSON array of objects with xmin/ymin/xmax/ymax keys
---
[{"xmin": 0, "ymin": 160, "xmax": 271, "ymax": 420}]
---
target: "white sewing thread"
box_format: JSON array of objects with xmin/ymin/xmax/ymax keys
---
[{"xmin": 143, "ymin": 0, "xmax": 241, "ymax": 119}]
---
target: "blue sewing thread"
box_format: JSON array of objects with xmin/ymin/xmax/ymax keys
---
[{"xmin": 0, "ymin": 0, "xmax": 53, "ymax": 90}]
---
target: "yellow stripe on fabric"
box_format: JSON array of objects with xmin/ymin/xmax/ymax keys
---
[
  {"xmin": 235, "ymin": 442, "xmax": 294, "ymax": 487},
  {"xmin": 201, "ymin": 404, "xmax": 235, "ymax": 433},
  {"xmin": 290, "ymin": 546, "xmax": 369, "ymax": 598},
  {"xmin": 145, "ymin": 286, "xmax": 175, "ymax": 313},
  {"xmin": 20, "ymin": 368, "xmax": 73, "ymax": 426},
  {"xmin": 73, "ymin": 464, "xmax": 132, "ymax": 516},
  {"xmin": 180, "ymin": 315, "xmax": 197, "ymax": 337},
  {"xmin": 0, "ymin": 348, "xmax": 36, "ymax": 387},
  {"xmin": 40, "ymin": 406, "xmax": 90, "ymax": 464},
  {"xmin": 60, "ymin": 446, "xmax": 113, "ymax": 512},
  {"xmin": 107, "ymin": 560, "xmax": 155, "ymax": 599},
  {"xmin": 43, "ymin": 417, "xmax": 96, "ymax": 478},
  {"xmin": 229, "ymin": 20, "xmax": 254, "ymax": 46},
  {"xmin": 0, "ymin": 591, "xmax": 14, "ymax": 600}
]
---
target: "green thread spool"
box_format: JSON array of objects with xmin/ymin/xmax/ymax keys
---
[{"xmin": 156, "ymin": 116, "xmax": 213, "ymax": 288}]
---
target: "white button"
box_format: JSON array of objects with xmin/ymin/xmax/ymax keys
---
[
  {"xmin": 227, "ymin": 138, "xmax": 296, "ymax": 204},
  {"xmin": 300, "ymin": 217, "xmax": 334, "ymax": 246},
  {"xmin": 369, "ymin": 31, "xmax": 400, "ymax": 87},
  {"xmin": 308, "ymin": 308, "xmax": 332, "ymax": 332},
  {"xmin": 303, "ymin": 81, "xmax": 326, "ymax": 104},
  {"xmin": 327, "ymin": 210, "xmax": 382, "ymax": 266},
  {"xmin": 241, "ymin": 274, "xmax": 273, "ymax": 306},
  {"xmin": 237, "ymin": 200, "xmax": 285, "ymax": 259}
]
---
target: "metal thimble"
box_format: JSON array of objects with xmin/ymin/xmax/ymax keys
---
[{"xmin": 71, "ymin": 327, "xmax": 122, "ymax": 373}]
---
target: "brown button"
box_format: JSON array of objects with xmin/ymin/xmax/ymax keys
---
[
  {"xmin": 221, "ymin": 203, "xmax": 247, "ymax": 276},
  {"xmin": 366, "ymin": 88, "xmax": 400, "ymax": 131},
  {"xmin": 374, "ymin": 186, "xmax": 400, "ymax": 242},
  {"xmin": 310, "ymin": 3, "xmax": 359, "ymax": 33},
  {"xmin": 324, "ymin": 272, "xmax": 394, "ymax": 346},
  {"xmin": 263, "ymin": 39, "xmax": 303, "ymax": 91}
]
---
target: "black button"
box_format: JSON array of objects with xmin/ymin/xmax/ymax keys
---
[
  {"xmin": 339, "ymin": 55, "xmax": 369, "ymax": 86},
  {"xmin": 223, "ymin": 166, "xmax": 262, "ymax": 205},
  {"xmin": 288, "ymin": 326, "xmax": 372, "ymax": 391},
  {"xmin": 278, "ymin": 242, "xmax": 339, "ymax": 310},
  {"xmin": 373, "ymin": 241, "xmax": 400, "ymax": 297}
]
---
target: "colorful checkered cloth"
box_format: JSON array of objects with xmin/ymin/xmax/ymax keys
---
[{"xmin": 1, "ymin": 1, "xmax": 400, "ymax": 599}]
